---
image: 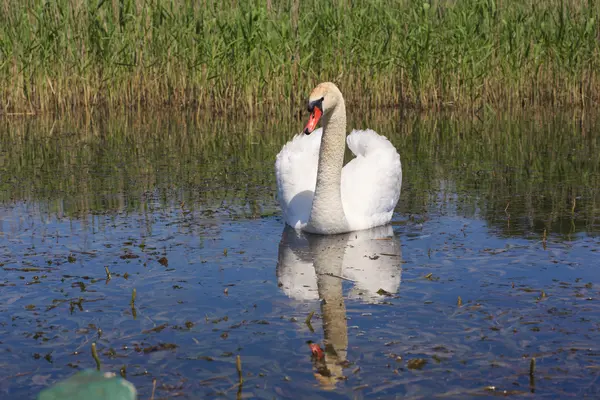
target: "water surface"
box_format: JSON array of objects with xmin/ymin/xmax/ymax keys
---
[{"xmin": 0, "ymin": 111, "xmax": 599, "ymax": 398}]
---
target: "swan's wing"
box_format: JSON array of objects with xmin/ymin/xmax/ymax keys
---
[
  {"xmin": 275, "ymin": 128, "xmax": 322, "ymax": 228},
  {"xmin": 341, "ymin": 129, "xmax": 402, "ymax": 229}
]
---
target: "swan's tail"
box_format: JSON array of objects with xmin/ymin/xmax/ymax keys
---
[{"xmin": 346, "ymin": 129, "xmax": 396, "ymax": 157}]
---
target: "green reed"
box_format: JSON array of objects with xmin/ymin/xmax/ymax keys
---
[{"xmin": 1, "ymin": 0, "xmax": 599, "ymax": 114}]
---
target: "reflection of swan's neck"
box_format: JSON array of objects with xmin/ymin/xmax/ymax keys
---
[
  {"xmin": 307, "ymin": 99, "xmax": 348, "ymax": 234},
  {"xmin": 276, "ymin": 226, "xmax": 403, "ymax": 386}
]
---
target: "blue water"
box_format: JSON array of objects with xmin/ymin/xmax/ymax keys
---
[{"xmin": 1, "ymin": 113, "xmax": 599, "ymax": 398}]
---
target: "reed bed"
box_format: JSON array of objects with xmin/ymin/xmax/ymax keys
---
[{"xmin": 1, "ymin": 0, "xmax": 599, "ymax": 114}]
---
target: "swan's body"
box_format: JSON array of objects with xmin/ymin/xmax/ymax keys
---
[{"xmin": 275, "ymin": 83, "xmax": 402, "ymax": 234}]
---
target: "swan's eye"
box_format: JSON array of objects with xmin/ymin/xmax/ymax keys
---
[{"xmin": 307, "ymin": 97, "xmax": 324, "ymax": 113}]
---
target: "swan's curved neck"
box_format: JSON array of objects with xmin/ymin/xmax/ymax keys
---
[{"xmin": 307, "ymin": 99, "xmax": 348, "ymax": 234}]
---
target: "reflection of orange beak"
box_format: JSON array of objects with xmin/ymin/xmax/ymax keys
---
[
  {"xmin": 309, "ymin": 343, "xmax": 324, "ymax": 359},
  {"xmin": 303, "ymin": 107, "xmax": 322, "ymax": 135}
]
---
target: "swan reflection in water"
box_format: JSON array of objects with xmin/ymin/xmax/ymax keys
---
[{"xmin": 276, "ymin": 225, "xmax": 402, "ymax": 389}]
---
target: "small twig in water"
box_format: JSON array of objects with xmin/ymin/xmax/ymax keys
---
[
  {"xmin": 150, "ymin": 378, "xmax": 157, "ymax": 400},
  {"xmin": 305, "ymin": 310, "xmax": 315, "ymax": 333},
  {"xmin": 317, "ymin": 272, "xmax": 355, "ymax": 282},
  {"xmin": 236, "ymin": 355, "xmax": 243, "ymax": 384},
  {"xmin": 91, "ymin": 343, "xmax": 101, "ymax": 371},
  {"xmin": 542, "ymin": 229, "xmax": 547, "ymax": 250},
  {"xmin": 130, "ymin": 288, "xmax": 137, "ymax": 319},
  {"xmin": 529, "ymin": 357, "xmax": 536, "ymax": 389},
  {"xmin": 305, "ymin": 311, "xmax": 315, "ymax": 325},
  {"xmin": 104, "ymin": 266, "xmax": 111, "ymax": 280}
]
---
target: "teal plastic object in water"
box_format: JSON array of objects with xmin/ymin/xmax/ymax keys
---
[{"xmin": 37, "ymin": 370, "xmax": 137, "ymax": 400}]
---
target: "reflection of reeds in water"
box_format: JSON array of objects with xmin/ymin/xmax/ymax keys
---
[
  {"xmin": 0, "ymin": 110, "xmax": 598, "ymax": 236},
  {"xmin": 0, "ymin": 113, "xmax": 291, "ymax": 219},
  {"xmin": 1, "ymin": 0, "xmax": 599, "ymax": 114},
  {"xmin": 384, "ymin": 111, "xmax": 600, "ymax": 237}
]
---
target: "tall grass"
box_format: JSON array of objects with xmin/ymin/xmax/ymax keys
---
[{"xmin": 1, "ymin": 0, "xmax": 599, "ymax": 114}]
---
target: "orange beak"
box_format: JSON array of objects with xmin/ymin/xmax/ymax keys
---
[{"xmin": 303, "ymin": 107, "xmax": 322, "ymax": 135}]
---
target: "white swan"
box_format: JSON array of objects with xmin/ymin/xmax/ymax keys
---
[{"xmin": 275, "ymin": 82, "xmax": 402, "ymax": 234}]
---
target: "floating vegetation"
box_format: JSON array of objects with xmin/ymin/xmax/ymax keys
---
[
  {"xmin": 69, "ymin": 298, "xmax": 84, "ymax": 314},
  {"xmin": 407, "ymin": 359, "xmax": 427, "ymax": 370},
  {"xmin": 142, "ymin": 324, "xmax": 168, "ymax": 334},
  {"xmin": 131, "ymin": 288, "xmax": 137, "ymax": 319},
  {"xmin": 142, "ymin": 343, "xmax": 178, "ymax": 353},
  {"xmin": 424, "ymin": 273, "xmax": 440, "ymax": 281},
  {"xmin": 157, "ymin": 257, "xmax": 168, "ymax": 267},
  {"xmin": 376, "ymin": 288, "xmax": 393, "ymax": 296}
]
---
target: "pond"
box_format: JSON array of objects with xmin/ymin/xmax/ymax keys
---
[{"xmin": 0, "ymin": 110, "xmax": 599, "ymax": 399}]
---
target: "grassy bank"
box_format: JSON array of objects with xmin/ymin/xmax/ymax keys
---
[{"xmin": 1, "ymin": 0, "xmax": 599, "ymax": 114}]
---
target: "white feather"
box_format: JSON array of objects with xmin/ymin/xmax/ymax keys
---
[
  {"xmin": 341, "ymin": 129, "xmax": 402, "ymax": 230},
  {"xmin": 275, "ymin": 128, "xmax": 322, "ymax": 229}
]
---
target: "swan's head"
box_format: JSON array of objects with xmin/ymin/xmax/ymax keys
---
[{"xmin": 303, "ymin": 82, "xmax": 343, "ymax": 135}]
